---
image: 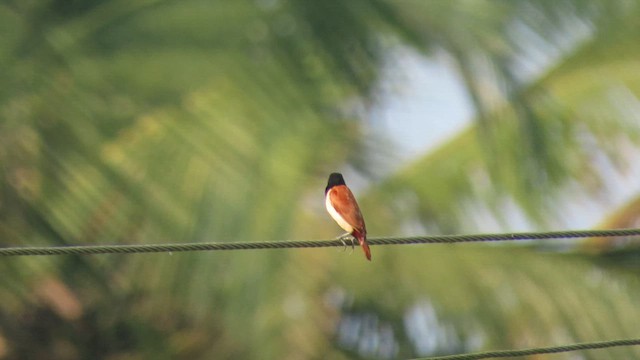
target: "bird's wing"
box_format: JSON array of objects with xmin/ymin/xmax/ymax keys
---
[{"xmin": 329, "ymin": 185, "xmax": 366, "ymax": 233}]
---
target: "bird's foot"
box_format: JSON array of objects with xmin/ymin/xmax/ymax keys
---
[{"xmin": 336, "ymin": 233, "xmax": 355, "ymax": 254}]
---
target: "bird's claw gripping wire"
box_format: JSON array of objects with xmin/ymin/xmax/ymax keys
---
[{"xmin": 336, "ymin": 233, "xmax": 355, "ymax": 255}]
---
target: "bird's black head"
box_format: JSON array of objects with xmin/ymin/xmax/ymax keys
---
[{"xmin": 325, "ymin": 172, "xmax": 346, "ymax": 193}]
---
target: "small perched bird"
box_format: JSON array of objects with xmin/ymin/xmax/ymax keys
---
[{"xmin": 325, "ymin": 172, "xmax": 371, "ymax": 261}]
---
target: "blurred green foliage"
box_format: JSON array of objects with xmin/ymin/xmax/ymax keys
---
[{"xmin": 1, "ymin": 0, "xmax": 640, "ymax": 359}]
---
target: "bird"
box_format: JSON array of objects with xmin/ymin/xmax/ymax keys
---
[{"xmin": 325, "ymin": 172, "xmax": 371, "ymax": 261}]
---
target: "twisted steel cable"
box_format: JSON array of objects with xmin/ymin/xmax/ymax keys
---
[
  {"xmin": 1, "ymin": 228, "xmax": 639, "ymax": 257},
  {"xmin": 416, "ymin": 338, "xmax": 640, "ymax": 360}
]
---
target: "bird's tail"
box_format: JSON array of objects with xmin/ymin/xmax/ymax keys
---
[{"xmin": 354, "ymin": 231, "xmax": 371, "ymax": 261}]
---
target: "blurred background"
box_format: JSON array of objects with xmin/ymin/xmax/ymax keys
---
[{"xmin": 1, "ymin": 0, "xmax": 640, "ymax": 359}]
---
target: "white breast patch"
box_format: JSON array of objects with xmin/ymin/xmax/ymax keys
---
[{"xmin": 326, "ymin": 190, "xmax": 354, "ymax": 233}]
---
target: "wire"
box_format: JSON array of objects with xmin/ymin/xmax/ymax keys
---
[
  {"xmin": 415, "ymin": 338, "xmax": 640, "ymax": 360},
  {"xmin": 0, "ymin": 228, "xmax": 639, "ymax": 257}
]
